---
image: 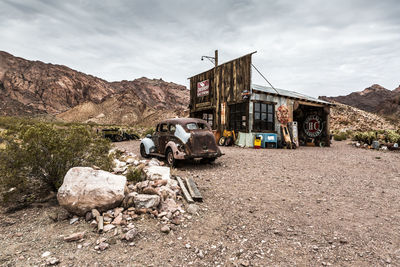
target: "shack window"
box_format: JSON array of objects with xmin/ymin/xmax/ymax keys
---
[
  {"xmin": 229, "ymin": 103, "xmax": 247, "ymax": 132},
  {"xmin": 253, "ymin": 102, "xmax": 274, "ymax": 131},
  {"xmin": 202, "ymin": 113, "xmax": 214, "ymax": 128}
]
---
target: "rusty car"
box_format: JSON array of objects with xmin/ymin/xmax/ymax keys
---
[{"xmin": 140, "ymin": 118, "xmax": 222, "ymax": 166}]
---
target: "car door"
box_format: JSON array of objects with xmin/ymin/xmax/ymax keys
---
[
  {"xmin": 157, "ymin": 123, "xmax": 169, "ymax": 154},
  {"xmin": 151, "ymin": 124, "xmax": 160, "ymax": 153}
]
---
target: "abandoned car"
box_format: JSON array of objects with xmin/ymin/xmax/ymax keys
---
[{"xmin": 140, "ymin": 118, "xmax": 222, "ymax": 166}]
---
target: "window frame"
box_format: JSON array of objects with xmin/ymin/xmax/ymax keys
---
[
  {"xmin": 228, "ymin": 102, "xmax": 248, "ymax": 133},
  {"xmin": 253, "ymin": 101, "xmax": 275, "ymax": 132}
]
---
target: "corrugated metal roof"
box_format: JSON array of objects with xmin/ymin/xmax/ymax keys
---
[{"xmin": 251, "ymin": 84, "xmax": 333, "ymax": 105}]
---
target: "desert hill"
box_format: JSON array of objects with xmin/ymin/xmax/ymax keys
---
[
  {"xmin": 320, "ymin": 84, "xmax": 400, "ymax": 122},
  {"xmin": 0, "ymin": 51, "xmax": 189, "ymax": 125}
]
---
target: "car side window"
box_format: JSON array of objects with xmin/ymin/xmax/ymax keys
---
[
  {"xmin": 160, "ymin": 123, "xmax": 168, "ymax": 132},
  {"xmin": 169, "ymin": 124, "xmax": 176, "ymax": 133}
]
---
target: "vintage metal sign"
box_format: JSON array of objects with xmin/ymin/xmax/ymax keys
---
[
  {"xmin": 221, "ymin": 102, "xmax": 226, "ymax": 125},
  {"xmin": 304, "ymin": 115, "xmax": 323, "ymax": 137},
  {"xmin": 197, "ymin": 80, "xmax": 209, "ymax": 97}
]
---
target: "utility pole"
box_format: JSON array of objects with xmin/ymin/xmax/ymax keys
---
[{"xmin": 214, "ymin": 50, "xmax": 221, "ymax": 134}]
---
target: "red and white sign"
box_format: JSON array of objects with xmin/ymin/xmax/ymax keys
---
[
  {"xmin": 304, "ymin": 115, "xmax": 323, "ymax": 137},
  {"xmin": 197, "ymin": 80, "xmax": 209, "ymax": 97}
]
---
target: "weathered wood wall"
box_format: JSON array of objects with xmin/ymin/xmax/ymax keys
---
[{"xmin": 189, "ymin": 53, "xmax": 252, "ymax": 113}]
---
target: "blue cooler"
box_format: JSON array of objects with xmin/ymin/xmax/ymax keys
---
[{"xmin": 259, "ymin": 133, "xmax": 277, "ymax": 148}]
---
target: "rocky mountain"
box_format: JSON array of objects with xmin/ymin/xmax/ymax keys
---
[
  {"xmin": 329, "ymin": 102, "xmax": 397, "ymax": 132},
  {"xmin": 320, "ymin": 84, "xmax": 400, "ymax": 122},
  {"xmin": 0, "ymin": 51, "xmax": 189, "ymax": 125}
]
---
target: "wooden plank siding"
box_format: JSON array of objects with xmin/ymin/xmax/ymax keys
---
[{"xmin": 189, "ymin": 54, "xmax": 253, "ymax": 132}]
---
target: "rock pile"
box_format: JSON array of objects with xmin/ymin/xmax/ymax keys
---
[{"xmin": 56, "ymin": 148, "xmax": 196, "ymax": 251}]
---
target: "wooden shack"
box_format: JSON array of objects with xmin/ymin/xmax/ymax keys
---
[{"xmin": 189, "ymin": 51, "xmax": 333, "ymax": 147}]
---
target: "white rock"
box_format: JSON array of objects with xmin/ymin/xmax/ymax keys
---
[
  {"xmin": 57, "ymin": 167, "xmax": 127, "ymax": 216},
  {"xmin": 103, "ymin": 224, "xmax": 116, "ymax": 232},
  {"xmin": 134, "ymin": 194, "xmax": 160, "ymax": 209},
  {"xmin": 144, "ymin": 166, "xmax": 170, "ymax": 181},
  {"xmin": 148, "ymin": 158, "xmax": 161, "ymax": 167},
  {"xmin": 41, "ymin": 251, "xmax": 51, "ymax": 257}
]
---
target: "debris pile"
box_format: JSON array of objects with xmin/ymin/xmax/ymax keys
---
[{"xmin": 54, "ymin": 148, "xmax": 202, "ymax": 253}]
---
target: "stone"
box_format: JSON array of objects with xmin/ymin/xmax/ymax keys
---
[
  {"xmin": 98, "ymin": 242, "xmax": 109, "ymax": 251},
  {"xmin": 57, "ymin": 209, "xmax": 70, "ymax": 221},
  {"xmin": 161, "ymin": 225, "xmax": 170, "ymax": 233},
  {"xmin": 142, "ymin": 187, "xmax": 158, "ymax": 195},
  {"xmin": 85, "ymin": 212, "xmax": 93, "ymax": 222},
  {"xmin": 103, "ymin": 224, "xmax": 116, "ymax": 232},
  {"xmin": 69, "ymin": 216, "xmax": 79, "ymax": 225},
  {"xmin": 144, "ymin": 166, "xmax": 170, "ymax": 181},
  {"xmin": 122, "ymin": 192, "xmax": 138, "ymax": 209},
  {"xmin": 92, "ymin": 209, "xmax": 100, "ymax": 219},
  {"xmin": 46, "ymin": 257, "xmax": 60, "ymax": 265},
  {"xmin": 159, "ymin": 198, "xmax": 180, "ymax": 214},
  {"xmin": 187, "ymin": 204, "xmax": 199, "ymax": 215},
  {"xmin": 64, "ymin": 231, "xmax": 85, "ymax": 242},
  {"xmin": 57, "ymin": 167, "xmax": 126, "ymax": 216},
  {"xmin": 41, "ymin": 251, "xmax": 51, "ymax": 257},
  {"xmin": 90, "ymin": 220, "xmax": 98, "ymax": 227},
  {"xmin": 158, "ymin": 186, "xmax": 177, "ymax": 200},
  {"xmin": 114, "ymin": 207, "xmax": 124, "ymax": 217},
  {"xmin": 112, "ymin": 214, "xmax": 123, "ymax": 225},
  {"xmin": 134, "ymin": 194, "xmax": 160, "ymax": 209},
  {"xmin": 152, "ymin": 179, "xmax": 168, "ymax": 187},
  {"xmin": 123, "ymin": 228, "xmax": 138, "ymax": 242}
]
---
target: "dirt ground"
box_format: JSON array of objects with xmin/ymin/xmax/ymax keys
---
[{"xmin": 1, "ymin": 141, "xmax": 400, "ymax": 266}]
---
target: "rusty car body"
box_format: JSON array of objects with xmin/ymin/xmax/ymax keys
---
[{"xmin": 140, "ymin": 118, "xmax": 222, "ymax": 166}]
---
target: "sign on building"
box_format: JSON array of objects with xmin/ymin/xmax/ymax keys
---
[
  {"xmin": 304, "ymin": 115, "xmax": 323, "ymax": 137},
  {"xmin": 197, "ymin": 80, "xmax": 209, "ymax": 97}
]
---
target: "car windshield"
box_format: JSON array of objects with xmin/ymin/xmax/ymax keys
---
[{"xmin": 185, "ymin": 122, "xmax": 209, "ymax": 130}]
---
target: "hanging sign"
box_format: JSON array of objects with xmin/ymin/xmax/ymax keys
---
[
  {"xmin": 304, "ymin": 115, "xmax": 323, "ymax": 137},
  {"xmin": 277, "ymin": 105, "xmax": 289, "ymax": 124},
  {"xmin": 197, "ymin": 80, "xmax": 209, "ymax": 97}
]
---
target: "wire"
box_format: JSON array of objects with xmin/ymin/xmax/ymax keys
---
[{"xmin": 251, "ymin": 63, "xmax": 280, "ymax": 95}]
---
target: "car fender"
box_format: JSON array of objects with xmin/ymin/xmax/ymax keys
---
[
  {"xmin": 141, "ymin": 138, "xmax": 155, "ymax": 154},
  {"xmin": 165, "ymin": 141, "xmax": 186, "ymax": 160}
]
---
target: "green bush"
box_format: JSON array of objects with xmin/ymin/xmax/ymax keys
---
[
  {"xmin": 143, "ymin": 127, "xmax": 155, "ymax": 137},
  {"xmin": 334, "ymin": 132, "xmax": 347, "ymax": 141},
  {"xmin": 126, "ymin": 167, "xmax": 144, "ymax": 184},
  {"xmin": 0, "ymin": 123, "xmax": 112, "ymax": 205}
]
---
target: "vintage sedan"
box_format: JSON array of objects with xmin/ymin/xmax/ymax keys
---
[{"xmin": 140, "ymin": 118, "xmax": 222, "ymax": 166}]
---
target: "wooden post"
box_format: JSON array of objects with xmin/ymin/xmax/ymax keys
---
[
  {"xmin": 214, "ymin": 50, "xmax": 222, "ymax": 134},
  {"xmin": 325, "ymin": 106, "xmax": 331, "ymax": 147}
]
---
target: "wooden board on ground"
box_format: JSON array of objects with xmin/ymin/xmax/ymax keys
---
[
  {"xmin": 185, "ymin": 177, "xmax": 203, "ymax": 202},
  {"xmin": 176, "ymin": 176, "xmax": 194, "ymax": 203}
]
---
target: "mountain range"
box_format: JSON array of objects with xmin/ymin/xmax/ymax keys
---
[
  {"xmin": 0, "ymin": 51, "xmax": 398, "ymax": 130},
  {"xmin": 0, "ymin": 51, "xmax": 189, "ymax": 125},
  {"xmin": 320, "ymin": 84, "xmax": 400, "ymax": 123}
]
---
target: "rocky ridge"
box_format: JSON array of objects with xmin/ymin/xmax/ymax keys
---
[
  {"xmin": 320, "ymin": 84, "xmax": 400, "ymax": 122},
  {"xmin": 0, "ymin": 51, "xmax": 189, "ymax": 125}
]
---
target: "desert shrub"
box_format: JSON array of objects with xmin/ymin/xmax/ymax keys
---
[
  {"xmin": 0, "ymin": 123, "xmax": 112, "ymax": 205},
  {"xmin": 126, "ymin": 167, "xmax": 144, "ymax": 184},
  {"xmin": 386, "ymin": 130, "xmax": 400, "ymax": 143},
  {"xmin": 144, "ymin": 127, "xmax": 155, "ymax": 137},
  {"xmin": 333, "ymin": 132, "xmax": 347, "ymax": 141},
  {"xmin": 353, "ymin": 131, "xmax": 376, "ymax": 145}
]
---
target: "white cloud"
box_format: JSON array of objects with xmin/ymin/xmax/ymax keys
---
[{"xmin": 0, "ymin": 0, "xmax": 399, "ymax": 97}]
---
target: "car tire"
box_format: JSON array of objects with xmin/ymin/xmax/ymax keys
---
[
  {"xmin": 140, "ymin": 143, "xmax": 149, "ymax": 158},
  {"xmin": 115, "ymin": 135, "xmax": 123, "ymax": 142},
  {"xmin": 201, "ymin": 157, "xmax": 216, "ymax": 164},
  {"xmin": 166, "ymin": 148, "xmax": 177, "ymax": 167},
  {"xmin": 218, "ymin": 136, "xmax": 226, "ymax": 146},
  {"xmin": 225, "ymin": 136, "xmax": 233, "ymax": 146}
]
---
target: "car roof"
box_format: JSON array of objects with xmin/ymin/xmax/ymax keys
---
[{"xmin": 158, "ymin": 117, "xmax": 208, "ymax": 125}]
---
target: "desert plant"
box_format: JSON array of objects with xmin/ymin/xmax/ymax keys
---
[
  {"xmin": 125, "ymin": 167, "xmax": 144, "ymax": 184},
  {"xmin": 0, "ymin": 123, "xmax": 113, "ymax": 203},
  {"xmin": 144, "ymin": 127, "xmax": 155, "ymax": 137},
  {"xmin": 333, "ymin": 132, "xmax": 347, "ymax": 141}
]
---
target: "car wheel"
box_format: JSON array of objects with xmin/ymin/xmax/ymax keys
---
[
  {"xmin": 166, "ymin": 148, "xmax": 176, "ymax": 167},
  {"xmin": 140, "ymin": 143, "xmax": 149, "ymax": 158},
  {"xmin": 115, "ymin": 135, "xmax": 123, "ymax": 142},
  {"xmin": 225, "ymin": 136, "xmax": 233, "ymax": 146},
  {"xmin": 218, "ymin": 136, "xmax": 226, "ymax": 146}
]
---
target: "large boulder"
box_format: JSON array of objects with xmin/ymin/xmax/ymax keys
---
[{"xmin": 57, "ymin": 167, "xmax": 127, "ymax": 216}]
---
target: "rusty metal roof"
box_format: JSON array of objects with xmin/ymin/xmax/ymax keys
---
[{"xmin": 251, "ymin": 84, "xmax": 333, "ymax": 105}]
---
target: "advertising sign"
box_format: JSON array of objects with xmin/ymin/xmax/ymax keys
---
[
  {"xmin": 197, "ymin": 80, "xmax": 209, "ymax": 97},
  {"xmin": 304, "ymin": 115, "xmax": 323, "ymax": 137}
]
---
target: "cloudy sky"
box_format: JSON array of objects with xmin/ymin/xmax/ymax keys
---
[{"xmin": 1, "ymin": 0, "xmax": 399, "ymax": 97}]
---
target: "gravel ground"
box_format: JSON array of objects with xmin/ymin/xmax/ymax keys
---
[{"xmin": 1, "ymin": 141, "xmax": 400, "ymax": 266}]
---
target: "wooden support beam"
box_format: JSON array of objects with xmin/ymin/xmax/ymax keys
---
[
  {"xmin": 185, "ymin": 177, "xmax": 203, "ymax": 202},
  {"xmin": 176, "ymin": 176, "xmax": 194, "ymax": 203}
]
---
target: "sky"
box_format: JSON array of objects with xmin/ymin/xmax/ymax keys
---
[{"xmin": 0, "ymin": 0, "xmax": 399, "ymax": 97}]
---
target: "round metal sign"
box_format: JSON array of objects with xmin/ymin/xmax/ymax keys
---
[{"xmin": 304, "ymin": 115, "xmax": 323, "ymax": 137}]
